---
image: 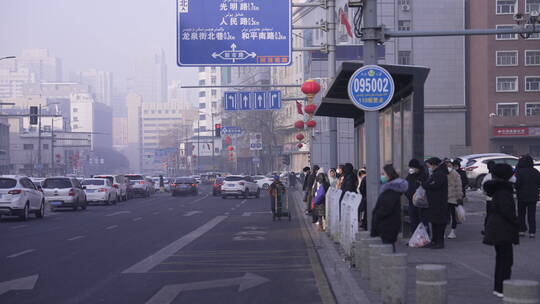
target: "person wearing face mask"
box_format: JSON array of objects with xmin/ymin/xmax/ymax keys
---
[
  {"xmin": 335, "ymin": 164, "xmax": 345, "ymax": 188},
  {"xmin": 358, "ymin": 168, "xmax": 368, "ymax": 230},
  {"xmin": 422, "ymin": 157, "xmax": 449, "ymax": 249},
  {"xmin": 405, "ymin": 159, "xmax": 428, "ymax": 231},
  {"xmin": 371, "ymin": 164, "xmax": 408, "ymax": 251},
  {"xmin": 313, "ymin": 172, "xmax": 330, "ymax": 231},
  {"xmin": 446, "ymin": 159, "xmax": 464, "ymax": 239},
  {"xmin": 328, "ymin": 168, "xmax": 338, "ymax": 188}
]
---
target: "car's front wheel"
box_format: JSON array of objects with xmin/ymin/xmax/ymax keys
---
[
  {"xmin": 73, "ymin": 199, "xmax": 79, "ymax": 211},
  {"xmin": 255, "ymin": 188, "xmax": 261, "ymax": 198},
  {"xmin": 36, "ymin": 200, "xmax": 45, "ymax": 218}
]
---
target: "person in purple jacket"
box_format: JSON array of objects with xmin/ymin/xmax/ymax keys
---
[{"xmin": 313, "ymin": 172, "xmax": 330, "ymax": 232}]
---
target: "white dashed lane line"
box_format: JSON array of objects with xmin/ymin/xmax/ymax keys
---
[
  {"xmin": 105, "ymin": 225, "xmax": 119, "ymax": 230},
  {"xmin": 67, "ymin": 235, "xmax": 85, "ymax": 241},
  {"xmin": 11, "ymin": 225, "xmax": 27, "ymax": 230},
  {"xmin": 152, "ymin": 212, "xmax": 160, "ymax": 215},
  {"xmin": 133, "ymin": 217, "xmax": 143, "ymax": 222},
  {"xmin": 7, "ymin": 249, "xmax": 35, "ymax": 258}
]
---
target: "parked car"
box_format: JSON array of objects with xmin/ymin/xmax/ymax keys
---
[
  {"xmin": 171, "ymin": 177, "xmax": 198, "ymax": 196},
  {"xmin": 93, "ymin": 174, "xmax": 128, "ymax": 201},
  {"xmin": 192, "ymin": 175, "xmax": 201, "ymax": 183},
  {"xmin": 0, "ymin": 176, "xmax": 45, "ymax": 220},
  {"xmin": 457, "ymin": 153, "xmax": 510, "ymax": 169},
  {"xmin": 30, "ymin": 177, "xmax": 45, "ymax": 188},
  {"xmin": 221, "ymin": 175, "xmax": 260, "ymax": 199},
  {"xmin": 42, "ymin": 177, "xmax": 87, "ymax": 211},
  {"xmin": 253, "ymin": 175, "xmax": 274, "ymax": 190},
  {"xmin": 465, "ymin": 155, "xmax": 519, "ymax": 188},
  {"xmin": 212, "ymin": 177, "xmax": 224, "ymax": 196},
  {"xmin": 125, "ymin": 174, "xmax": 151, "ymax": 197},
  {"xmin": 82, "ymin": 178, "xmax": 118, "ymax": 205}
]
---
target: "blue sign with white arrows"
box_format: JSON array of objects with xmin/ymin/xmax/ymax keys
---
[
  {"xmin": 347, "ymin": 65, "xmax": 395, "ymax": 111},
  {"xmin": 177, "ymin": 0, "xmax": 292, "ymax": 66},
  {"xmin": 223, "ymin": 91, "xmax": 281, "ymax": 111}
]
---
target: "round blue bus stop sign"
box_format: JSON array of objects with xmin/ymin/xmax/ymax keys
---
[{"xmin": 347, "ymin": 65, "xmax": 395, "ymax": 111}]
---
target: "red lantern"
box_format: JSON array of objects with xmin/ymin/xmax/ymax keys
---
[
  {"xmin": 304, "ymin": 104, "xmax": 317, "ymax": 115},
  {"xmin": 306, "ymin": 120, "xmax": 317, "ymax": 128},
  {"xmin": 227, "ymin": 146, "xmax": 234, "ymax": 151},
  {"xmin": 294, "ymin": 120, "xmax": 305, "ymax": 130},
  {"xmin": 301, "ymin": 80, "xmax": 321, "ymax": 95},
  {"xmin": 296, "ymin": 133, "xmax": 305, "ymax": 141},
  {"xmin": 297, "ymin": 143, "xmax": 303, "ymax": 149},
  {"xmin": 224, "ymin": 136, "xmax": 232, "ymax": 145}
]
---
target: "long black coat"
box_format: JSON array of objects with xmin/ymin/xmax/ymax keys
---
[
  {"xmin": 405, "ymin": 170, "xmax": 428, "ymax": 203},
  {"xmin": 371, "ymin": 179, "xmax": 408, "ymax": 244},
  {"xmin": 483, "ymin": 179, "xmax": 519, "ymax": 246},
  {"xmin": 515, "ymin": 157, "xmax": 540, "ymax": 202},
  {"xmin": 422, "ymin": 165, "xmax": 449, "ymax": 224}
]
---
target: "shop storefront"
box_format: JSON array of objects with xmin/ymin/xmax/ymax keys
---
[{"xmin": 491, "ymin": 126, "xmax": 540, "ymax": 158}]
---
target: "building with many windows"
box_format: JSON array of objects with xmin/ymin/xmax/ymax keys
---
[{"xmin": 468, "ymin": 0, "xmax": 540, "ymax": 156}]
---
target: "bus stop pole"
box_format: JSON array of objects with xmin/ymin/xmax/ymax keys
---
[
  {"xmin": 327, "ymin": 0, "xmax": 338, "ymax": 169},
  {"xmin": 363, "ymin": 0, "xmax": 380, "ymax": 229}
]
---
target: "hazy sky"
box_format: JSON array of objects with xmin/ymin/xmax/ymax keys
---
[{"xmin": 0, "ymin": 0, "xmax": 197, "ymax": 85}]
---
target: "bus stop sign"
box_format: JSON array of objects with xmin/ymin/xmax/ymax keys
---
[{"xmin": 347, "ymin": 65, "xmax": 395, "ymax": 111}]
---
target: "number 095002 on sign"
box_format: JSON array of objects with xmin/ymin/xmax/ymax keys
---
[{"xmin": 347, "ymin": 65, "xmax": 395, "ymax": 112}]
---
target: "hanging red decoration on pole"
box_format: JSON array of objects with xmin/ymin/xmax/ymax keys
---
[
  {"xmin": 296, "ymin": 133, "xmax": 305, "ymax": 141},
  {"xmin": 227, "ymin": 146, "xmax": 234, "ymax": 151},
  {"xmin": 224, "ymin": 136, "xmax": 232, "ymax": 145},
  {"xmin": 301, "ymin": 80, "xmax": 321, "ymax": 97},
  {"xmin": 306, "ymin": 120, "xmax": 317, "ymax": 128},
  {"xmin": 294, "ymin": 120, "xmax": 305, "ymax": 130},
  {"xmin": 297, "ymin": 143, "xmax": 303, "ymax": 149},
  {"xmin": 304, "ymin": 104, "xmax": 317, "ymax": 115}
]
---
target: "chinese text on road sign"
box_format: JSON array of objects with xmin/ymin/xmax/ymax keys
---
[
  {"xmin": 177, "ymin": 0, "xmax": 292, "ymax": 66},
  {"xmin": 347, "ymin": 65, "xmax": 395, "ymax": 111},
  {"xmin": 224, "ymin": 91, "xmax": 281, "ymax": 111}
]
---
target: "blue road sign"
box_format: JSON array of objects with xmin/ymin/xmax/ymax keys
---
[
  {"xmin": 222, "ymin": 126, "xmax": 243, "ymax": 135},
  {"xmin": 223, "ymin": 91, "xmax": 281, "ymax": 111},
  {"xmin": 347, "ymin": 65, "xmax": 395, "ymax": 111},
  {"xmin": 177, "ymin": 0, "xmax": 292, "ymax": 66}
]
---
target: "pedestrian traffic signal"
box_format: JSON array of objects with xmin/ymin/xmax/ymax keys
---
[
  {"xmin": 215, "ymin": 123, "xmax": 221, "ymax": 138},
  {"xmin": 29, "ymin": 106, "xmax": 38, "ymax": 125}
]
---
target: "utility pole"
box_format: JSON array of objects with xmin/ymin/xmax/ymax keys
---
[
  {"xmin": 197, "ymin": 118, "xmax": 200, "ymax": 174},
  {"xmin": 211, "ymin": 113, "xmax": 215, "ymax": 172},
  {"xmin": 37, "ymin": 105, "xmax": 42, "ymax": 177},
  {"xmin": 51, "ymin": 118, "xmax": 54, "ymax": 176},
  {"xmin": 327, "ymin": 0, "xmax": 338, "ymax": 169}
]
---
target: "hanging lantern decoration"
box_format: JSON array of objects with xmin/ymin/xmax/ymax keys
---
[
  {"xmin": 227, "ymin": 146, "xmax": 234, "ymax": 151},
  {"xmin": 294, "ymin": 120, "xmax": 305, "ymax": 130},
  {"xmin": 306, "ymin": 120, "xmax": 317, "ymax": 128},
  {"xmin": 301, "ymin": 79, "xmax": 321, "ymax": 100},
  {"xmin": 297, "ymin": 143, "xmax": 303, "ymax": 149},
  {"xmin": 296, "ymin": 133, "xmax": 305, "ymax": 141},
  {"xmin": 224, "ymin": 136, "xmax": 232, "ymax": 145},
  {"xmin": 304, "ymin": 104, "xmax": 317, "ymax": 115}
]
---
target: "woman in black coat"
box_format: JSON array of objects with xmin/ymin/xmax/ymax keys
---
[
  {"xmin": 371, "ymin": 164, "xmax": 408, "ymax": 250},
  {"xmin": 422, "ymin": 157, "xmax": 449, "ymax": 249},
  {"xmin": 405, "ymin": 159, "xmax": 429, "ymax": 231},
  {"xmin": 483, "ymin": 163, "xmax": 519, "ymax": 298},
  {"xmin": 514, "ymin": 155, "xmax": 540, "ymax": 238}
]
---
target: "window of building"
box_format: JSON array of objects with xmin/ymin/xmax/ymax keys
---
[
  {"xmin": 398, "ymin": 51, "xmax": 412, "ymax": 65},
  {"xmin": 496, "ymin": 103, "xmax": 519, "ymax": 116},
  {"xmin": 43, "ymin": 144, "xmax": 48, "ymax": 150},
  {"xmin": 23, "ymin": 144, "xmax": 34, "ymax": 150},
  {"xmin": 399, "ymin": 0, "xmax": 409, "ymax": 5},
  {"xmin": 151, "ymin": 110, "xmax": 155, "ymax": 114},
  {"xmin": 73, "ymin": 117, "xmax": 79, "ymax": 122},
  {"xmin": 200, "ymin": 126, "xmax": 207, "ymax": 132},
  {"xmin": 496, "ymin": 51, "xmax": 518, "ymax": 66},
  {"xmin": 199, "ymin": 91, "xmax": 206, "ymax": 97},
  {"xmin": 199, "ymin": 102, "xmax": 206, "ymax": 109},
  {"xmin": 496, "ymin": 76, "xmax": 518, "ymax": 92},
  {"xmin": 198, "ymin": 67, "xmax": 205, "ymax": 72},
  {"xmin": 73, "ymin": 108, "xmax": 78, "ymax": 113},
  {"xmin": 211, "ymin": 89, "xmax": 217, "ymax": 97},
  {"xmin": 199, "ymin": 114, "xmax": 206, "ymax": 120},
  {"xmin": 496, "ymin": 0, "xmax": 517, "ymax": 14},
  {"xmin": 526, "ymin": 0, "xmax": 540, "ymax": 13},
  {"xmin": 211, "ymin": 76, "xmax": 217, "ymax": 85},
  {"xmin": 526, "ymin": 77, "xmax": 540, "ymax": 91},
  {"xmin": 524, "ymin": 25, "xmax": 540, "ymax": 39},
  {"xmin": 496, "ymin": 25, "xmax": 517, "ymax": 40},
  {"xmin": 398, "ymin": 20, "xmax": 411, "ymax": 31},
  {"xmin": 526, "ymin": 103, "xmax": 540, "ymax": 116},
  {"xmin": 172, "ymin": 110, "xmax": 176, "ymax": 114},
  {"xmin": 525, "ymin": 50, "xmax": 540, "ymax": 65},
  {"xmin": 157, "ymin": 110, "xmax": 162, "ymax": 114},
  {"xmin": 144, "ymin": 110, "xmax": 149, "ymax": 114},
  {"xmin": 199, "ymin": 79, "xmax": 206, "ymax": 86},
  {"xmin": 73, "ymin": 124, "xmax": 78, "ymax": 129}
]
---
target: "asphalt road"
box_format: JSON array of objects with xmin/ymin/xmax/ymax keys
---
[{"xmin": 0, "ymin": 186, "xmax": 329, "ymax": 304}]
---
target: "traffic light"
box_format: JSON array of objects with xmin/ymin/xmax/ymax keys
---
[
  {"xmin": 29, "ymin": 106, "xmax": 38, "ymax": 125},
  {"xmin": 215, "ymin": 123, "xmax": 221, "ymax": 138}
]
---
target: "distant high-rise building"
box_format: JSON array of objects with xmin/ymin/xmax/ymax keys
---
[
  {"xmin": 72, "ymin": 69, "xmax": 114, "ymax": 106},
  {"xmin": 0, "ymin": 67, "xmax": 35, "ymax": 99},
  {"xmin": 154, "ymin": 50, "xmax": 168, "ymax": 103},
  {"xmin": 69, "ymin": 93, "xmax": 113, "ymax": 149},
  {"xmin": 127, "ymin": 50, "xmax": 168, "ymax": 103},
  {"xmin": 17, "ymin": 49, "xmax": 62, "ymax": 82}
]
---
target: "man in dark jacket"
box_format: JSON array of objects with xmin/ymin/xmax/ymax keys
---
[
  {"xmin": 305, "ymin": 165, "xmax": 319, "ymax": 214},
  {"xmin": 422, "ymin": 157, "xmax": 449, "ymax": 249},
  {"xmin": 514, "ymin": 155, "xmax": 540, "ymax": 238},
  {"xmin": 483, "ymin": 163, "xmax": 519, "ymax": 297},
  {"xmin": 339, "ymin": 163, "xmax": 358, "ymax": 195},
  {"xmin": 405, "ymin": 159, "xmax": 429, "ymax": 231}
]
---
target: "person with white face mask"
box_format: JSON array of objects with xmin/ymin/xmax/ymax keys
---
[
  {"xmin": 446, "ymin": 160, "xmax": 464, "ymax": 239},
  {"xmin": 405, "ymin": 159, "xmax": 429, "ymax": 232}
]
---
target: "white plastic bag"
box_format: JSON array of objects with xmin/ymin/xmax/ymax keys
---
[
  {"xmin": 456, "ymin": 205, "xmax": 466, "ymax": 223},
  {"xmin": 413, "ymin": 186, "xmax": 429, "ymax": 208},
  {"xmin": 408, "ymin": 223, "xmax": 431, "ymax": 248}
]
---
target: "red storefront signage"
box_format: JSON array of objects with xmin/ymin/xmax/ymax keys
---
[{"xmin": 494, "ymin": 127, "xmax": 529, "ymax": 137}]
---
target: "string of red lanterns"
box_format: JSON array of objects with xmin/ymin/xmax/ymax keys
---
[{"xmin": 294, "ymin": 80, "xmax": 321, "ymax": 149}]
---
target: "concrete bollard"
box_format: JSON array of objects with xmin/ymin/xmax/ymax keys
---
[
  {"xmin": 356, "ymin": 231, "xmax": 371, "ymax": 242},
  {"xmin": 416, "ymin": 264, "xmax": 447, "ymax": 304},
  {"xmin": 381, "ymin": 253, "xmax": 408, "ymax": 304},
  {"xmin": 368, "ymin": 244, "xmax": 393, "ymax": 292},
  {"xmin": 359, "ymin": 237, "xmax": 381, "ymax": 279},
  {"xmin": 351, "ymin": 231, "xmax": 371, "ymax": 268},
  {"xmin": 503, "ymin": 280, "xmax": 540, "ymax": 304}
]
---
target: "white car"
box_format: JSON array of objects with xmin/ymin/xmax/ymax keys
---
[
  {"xmin": 125, "ymin": 174, "xmax": 151, "ymax": 197},
  {"xmin": 42, "ymin": 177, "xmax": 88, "ymax": 211},
  {"xmin": 82, "ymin": 178, "xmax": 118, "ymax": 205},
  {"xmin": 464, "ymin": 155, "xmax": 519, "ymax": 188},
  {"xmin": 457, "ymin": 153, "xmax": 510, "ymax": 169},
  {"xmin": 221, "ymin": 175, "xmax": 260, "ymax": 199},
  {"xmin": 253, "ymin": 175, "xmax": 274, "ymax": 190},
  {"xmin": 0, "ymin": 176, "xmax": 45, "ymax": 220},
  {"xmin": 93, "ymin": 174, "xmax": 128, "ymax": 201}
]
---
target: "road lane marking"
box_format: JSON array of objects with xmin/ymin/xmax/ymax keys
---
[
  {"xmin": 122, "ymin": 215, "xmax": 228, "ymax": 273},
  {"xmin": 189, "ymin": 194, "xmax": 209, "ymax": 205},
  {"xmin": 105, "ymin": 211, "xmax": 131, "ymax": 217},
  {"xmin": 133, "ymin": 217, "xmax": 143, "ymax": 222},
  {"xmin": 11, "ymin": 225, "xmax": 27, "ymax": 230},
  {"xmin": 68, "ymin": 235, "xmax": 85, "ymax": 241},
  {"xmin": 105, "ymin": 225, "xmax": 119, "ymax": 230},
  {"xmin": 152, "ymin": 211, "xmax": 160, "ymax": 215},
  {"xmin": 0, "ymin": 275, "xmax": 39, "ymax": 296},
  {"xmin": 168, "ymin": 208, "xmax": 174, "ymax": 211},
  {"xmin": 7, "ymin": 249, "xmax": 35, "ymax": 258},
  {"xmin": 183, "ymin": 211, "xmax": 202, "ymax": 217}
]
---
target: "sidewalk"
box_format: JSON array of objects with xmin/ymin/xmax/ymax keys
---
[{"xmin": 294, "ymin": 188, "xmax": 540, "ymax": 304}]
